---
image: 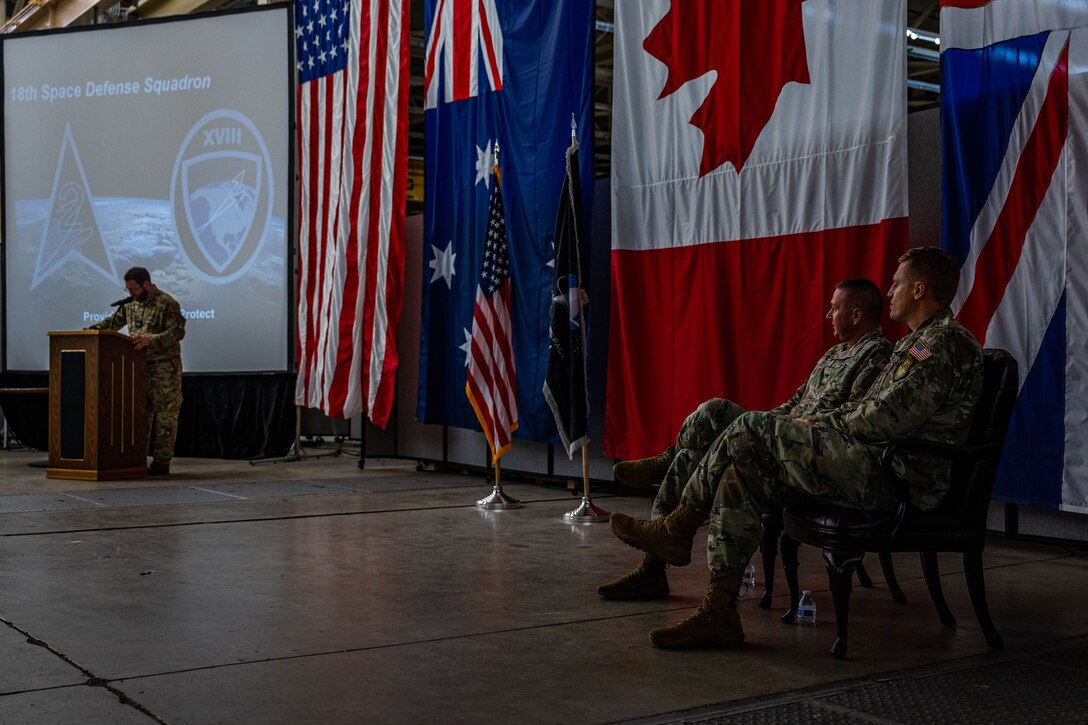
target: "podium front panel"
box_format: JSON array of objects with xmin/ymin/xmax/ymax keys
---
[
  {"xmin": 59, "ymin": 350, "xmax": 86, "ymax": 461},
  {"xmin": 48, "ymin": 331, "xmax": 147, "ymax": 481}
]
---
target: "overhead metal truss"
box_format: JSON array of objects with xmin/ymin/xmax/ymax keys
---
[{"xmin": 2, "ymin": 0, "xmax": 943, "ymax": 204}]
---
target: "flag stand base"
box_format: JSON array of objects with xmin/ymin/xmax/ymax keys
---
[
  {"xmin": 249, "ymin": 406, "xmax": 349, "ymax": 466},
  {"xmin": 476, "ymin": 485, "xmax": 522, "ymax": 510},
  {"xmin": 562, "ymin": 495, "xmax": 609, "ymax": 523}
]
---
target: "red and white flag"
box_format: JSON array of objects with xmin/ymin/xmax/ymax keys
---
[
  {"xmin": 606, "ymin": 0, "xmax": 909, "ymax": 458},
  {"xmin": 466, "ymin": 170, "xmax": 519, "ymax": 462},
  {"xmin": 294, "ymin": 0, "xmax": 410, "ymax": 425}
]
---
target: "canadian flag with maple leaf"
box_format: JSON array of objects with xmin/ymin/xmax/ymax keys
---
[{"xmin": 605, "ymin": 0, "xmax": 909, "ymax": 459}]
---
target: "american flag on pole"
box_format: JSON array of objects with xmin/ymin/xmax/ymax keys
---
[
  {"xmin": 294, "ymin": 0, "xmax": 409, "ymax": 426},
  {"xmin": 941, "ymin": 0, "xmax": 1088, "ymax": 512},
  {"xmin": 466, "ymin": 164, "xmax": 518, "ymax": 462}
]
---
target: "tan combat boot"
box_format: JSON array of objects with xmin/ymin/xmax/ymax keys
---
[
  {"xmin": 649, "ymin": 570, "xmax": 745, "ymax": 649},
  {"xmin": 610, "ymin": 504, "xmax": 704, "ymax": 566},
  {"xmin": 612, "ymin": 446, "xmax": 677, "ymax": 488},
  {"xmin": 597, "ymin": 553, "xmax": 670, "ymax": 600}
]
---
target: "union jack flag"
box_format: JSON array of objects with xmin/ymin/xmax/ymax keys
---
[
  {"xmin": 941, "ymin": 0, "xmax": 1088, "ymax": 512},
  {"xmin": 423, "ymin": 0, "xmax": 504, "ymax": 109}
]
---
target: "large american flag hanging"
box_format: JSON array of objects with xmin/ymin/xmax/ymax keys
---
[
  {"xmin": 466, "ymin": 167, "xmax": 518, "ymax": 461},
  {"xmin": 294, "ymin": 0, "xmax": 409, "ymax": 425}
]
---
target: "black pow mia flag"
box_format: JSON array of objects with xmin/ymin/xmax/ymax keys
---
[{"xmin": 543, "ymin": 142, "xmax": 589, "ymax": 458}]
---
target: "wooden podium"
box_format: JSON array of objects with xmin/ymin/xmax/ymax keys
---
[{"xmin": 47, "ymin": 330, "xmax": 147, "ymax": 480}]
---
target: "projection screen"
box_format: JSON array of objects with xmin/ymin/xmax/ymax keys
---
[{"xmin": 2, "ymin": 6, "xmax": 292, "ymax": 372}]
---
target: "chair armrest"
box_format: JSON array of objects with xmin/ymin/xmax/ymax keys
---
[{"xmin": 879, "ymin": 438, "xmax": 1001, "ymax": 539}]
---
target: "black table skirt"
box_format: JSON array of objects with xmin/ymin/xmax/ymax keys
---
[{"xmin": 0, "ymin": 372, "xmax": 296, "ymax": 459}]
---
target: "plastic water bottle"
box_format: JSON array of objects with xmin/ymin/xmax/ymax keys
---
[
  {"xmin": 741, "ymin": 563, "xmax": 757, "ymax": 596},
  {"xmin": 796, "ymin": 590, "xmax": 817, "ymax": 625}
]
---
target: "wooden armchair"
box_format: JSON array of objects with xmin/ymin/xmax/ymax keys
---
[
  {"xmin": 782, "ymin": 348, "xmax": 1018, "ymax": 658},
  {"xmin": 757, "ymin": 512, "xmax": 905, "ymax": 624}
]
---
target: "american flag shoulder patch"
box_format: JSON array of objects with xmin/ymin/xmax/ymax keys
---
[{"xmin": 909, "ymin": 342, "xmax": 933, "ymax": 362}]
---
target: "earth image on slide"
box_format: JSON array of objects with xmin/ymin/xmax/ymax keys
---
[
  {"xmin": 185, "ymin": 178, "xmax": 261, "ymax": 272},
  {"xmin": 9, "ymin": 196, "xmax": 287, "ymax": 371}
]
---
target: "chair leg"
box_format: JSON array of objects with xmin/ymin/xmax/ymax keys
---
[
  {"xmin": 758, "ymin": 514, "xmax": 783, "ymax": 609},
  {"xmin": 920, "ymin": 551, "xmax": 956, "ymax": 627},
  {"xmin": 963, "ymin": 549, "xmax": 1004, "ymax": 650},
  {"xmin": 779, "ymin": 534, "xmax": 801, "ymax": 624},
  {"xmin": 881, "ymin": 551, "xmax": 907, "ymax": 604},
  {"xmin": 855, "ymin": 560, "xmax": 874, "ymax": 588},
  {"xmin": 823, "ymin": 549, "xmax": 863, "ymax": 659}
]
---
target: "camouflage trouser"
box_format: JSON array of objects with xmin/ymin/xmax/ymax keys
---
[
  {"xmin": 679, "ymin": 411, "xmax": 898, "ymax": 572},
  {"xmin": 147, "ymin": 358, "xmax": 183, "ymax": 465},
  {"xmin": 651, "ymin": 398, "xmax": 746, "ymax": 519}
]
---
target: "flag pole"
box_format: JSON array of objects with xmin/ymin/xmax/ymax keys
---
[
  {"xmin": 546, "ymin": 115, "xmax": 606, "ymax": 523},
  {"xmin": 249, "ymin": 404, "xmax": 346, "ymax": 466},
  {"xmin": 476, "ymin": 456, "xmax": 522, "ymax": 509},
  {"xmin": 468, "ymin": 138, "xmax": 521, "ymax": 511},
  {"xmin": 562, "ymin": 444, "xmax": 609, "ymax": 523}
]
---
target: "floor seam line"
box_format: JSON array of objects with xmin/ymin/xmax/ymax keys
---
[
  {"xmin": 0, "ymin": 497, "xmax": 591, "ymax": 537},
  {"xmin": 0, "ymin": 616, "xmax": 168, "ymax": 724}
]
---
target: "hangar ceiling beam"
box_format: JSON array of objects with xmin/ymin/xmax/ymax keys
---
[
  {"xmin": 2, "ymin": 0, "xmax": 101, "ymax": 33},
  {"xmin": 2, "ymin": 0, "xmax": 225, "ymax": 35}
]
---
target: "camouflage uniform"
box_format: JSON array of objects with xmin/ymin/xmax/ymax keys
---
[
  {"xmin": 679, "ymin": 308, "xmax": 982, "ymax": 572},
  {"xmin": 91, "ymin": 290, "xmax": 186, "ymax": 465},
  {"xmin": 652, "ymin": 329, "xmax": 890, "ymax": 518}
]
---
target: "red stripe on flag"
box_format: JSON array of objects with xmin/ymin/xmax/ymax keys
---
[
  {"xmin": 316, "ymin": 73, "xmax": 339, "ymax": 409},
  {"xmin": 956, "ymin": 42, "xmax": 1069, "ymax": 345},
  {"xmin": 467, "ymin": 281, "xmax": 518, "ymax": 460},
  {"xmin": 302, "ymin": 82, "xmax": 323, "ymax": 399},
  {"xmin": 369, "ymin": 1, "xmax": 411, "ymax": 428},
  {"xmin": 453, "ymin": 0, "xmax": 471, "ymax": 101},
  {"xmin": 468, "ymin": 302, "xmax": 502, "ymax": 451},
  {"xmin": 327, "ymin": 2, "xmax": 374, "ymax": 419},
  {"xmin": 491, "ymin": 292, "xmax": 517, "ymax": 416},
  {"xmin": 295, "ymin": 85, "xmax": 306, "ymax": 382},
  {"xmin": 326, "ymin": 72, "xmax": 362, "ymax": 419},
  {"xmin": 940, "ymin": 0, "xmax": 993, "ymax": 8},
  {"xmin": 356, "ymin": 0, "xmax": 392, "ymax": 420},
  {"xmin": 477, "ymin": 0, "xmax": 502, "ymax": 92},
  {"xmin": 423, "ymin": 0, "xmax": 445, "ymax": 96},
  {"xmin": 604, "ymin": 218, "xmax": 907, "ymax": 460}
]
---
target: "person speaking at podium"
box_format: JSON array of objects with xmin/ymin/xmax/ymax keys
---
[{"xmin": 89, "ymin": 267, "xmax": 186, "ymax": 476}]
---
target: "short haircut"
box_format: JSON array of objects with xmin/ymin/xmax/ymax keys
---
[
  {"xmin": 123, "ymin": 267, "xmax": 151, "ymax": 285},
  {"xmin": 835, "ymin": 278, "xmax": 883, "ymax": 324},
  {"xmin": 898, "ymin": 247, "xmax": 960, "ymax": 306}
]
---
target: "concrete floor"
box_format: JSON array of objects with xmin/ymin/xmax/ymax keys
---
[{"xmin": 0, "ymin": 448, "xmax": 1084, "ymax": 724}]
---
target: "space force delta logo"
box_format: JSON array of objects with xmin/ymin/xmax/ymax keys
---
[{"xmin": 170, "ymin": 109, "xmax": 274, "ymax": 283}]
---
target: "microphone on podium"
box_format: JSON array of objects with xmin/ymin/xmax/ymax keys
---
[{"xmin": 110, "ymin": 296, "xmax": 134, "ymax": 307}]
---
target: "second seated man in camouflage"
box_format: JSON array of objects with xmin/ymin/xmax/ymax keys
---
[{"xmin": 599, "ymin": 277, "xmax": 891, "ymax": 600}]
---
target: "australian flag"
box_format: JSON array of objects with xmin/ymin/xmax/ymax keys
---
[
  {"xmin": 941, "ymin": 1, "xmax": 1088, "ymax": 513},
  {"xmin": 544, "ymin": 142, "xmax": 590, "ymax": 458},
  {"xmin": 418, "ymin": 0, "xmax": 595, "ymax": 442}
]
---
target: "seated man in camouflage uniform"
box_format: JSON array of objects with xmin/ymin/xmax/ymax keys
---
[
  {"xmin": 609, "ymin": 247, "xmax": 983, "ymax": 649},
  {"xmin": 614, "ymin": 279, "xmax": 893, "ymax": 491},
  {"xmin": 90, "ymin": 267, "xmax": 186, "ymax": 476},
  {"xmin": 599, "ymin": 278, "xmax": 891, "ymax": 600}
]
